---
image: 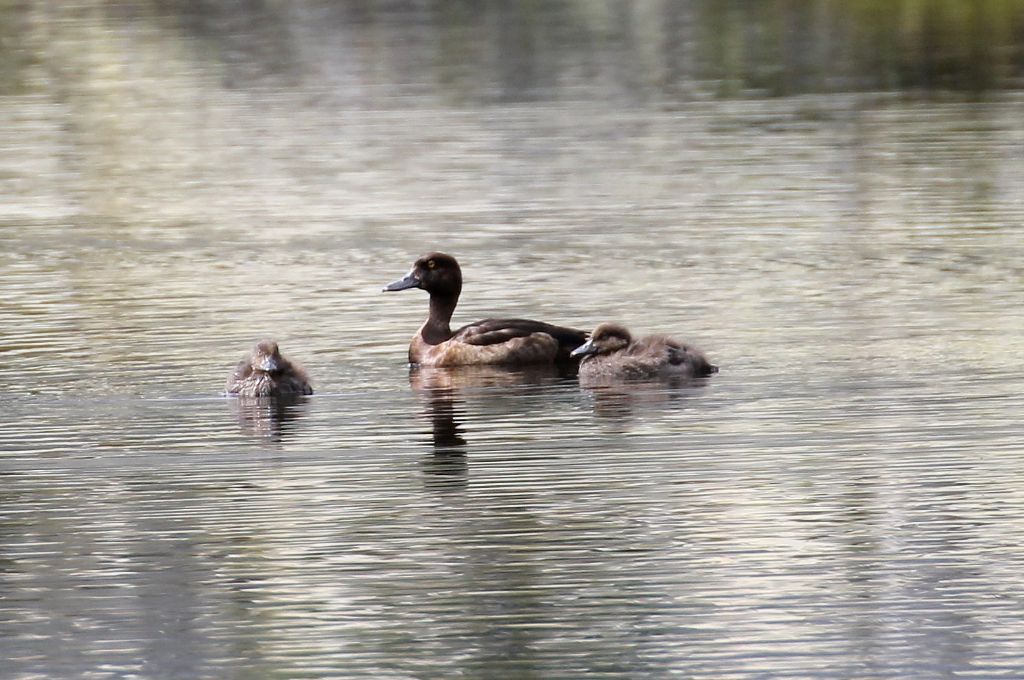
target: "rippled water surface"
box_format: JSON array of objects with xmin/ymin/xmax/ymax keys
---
[{"xmin": 3, "ymin": 2, "xmax": 1024, "ymax": 678}]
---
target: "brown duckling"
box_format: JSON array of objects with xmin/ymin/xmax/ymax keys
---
[
  {"xmin": 226, "ymin": 340, "xmax": 313, "ymax": 397},
  {"xmin": 383, "ymin": 252, "xmax": 587, "ymax": 367},
  {"xmin": 570, "ymin": 322, "xmax": 718, "ymax": 382}
]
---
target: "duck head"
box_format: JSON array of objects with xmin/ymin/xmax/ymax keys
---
[
  {"xmin": 250, "ymin": 340, "xmax": 283, "ymax": 374},
  {"xmin": 570, "ymin": 323, "xmax": 632, "ymax": 358},
  {"xmin": 383, "ymin": 252, "xmax": 463, "ymax": 298}
]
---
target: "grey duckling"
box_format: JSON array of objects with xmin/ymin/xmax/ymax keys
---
[
  {"xmin": 571, "ymin": 323, "xmax": 718, "ymax": 382},
  {"xmin": 226, "ymin": 340, "xmax": 313, "ymax": 397}
]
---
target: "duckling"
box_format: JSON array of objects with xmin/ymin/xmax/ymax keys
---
[
  {"xmin": 226, "ymin": 340, "xmax": 313, "ymax": 397},
  {"xmin": 383, "ymin": 252, "xmax": 587, "ymax": 366},
  {"xmin": 570, "ymin": 322, "xmax": 718, "ymax": 382}
]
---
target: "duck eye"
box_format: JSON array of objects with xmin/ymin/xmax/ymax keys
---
[{"xmin": 427, "ymin": 260, "xmax": 436, "ymax": 270}]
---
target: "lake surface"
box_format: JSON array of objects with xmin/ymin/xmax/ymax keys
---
[{"xmin": 3, "ymin": 2, "xmax": 1024, "ymax": 678}]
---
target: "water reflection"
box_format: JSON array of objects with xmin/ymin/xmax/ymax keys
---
[
  {"xmin": 410, "ymin": 367, "xmax": 471, "ymax": 489},
  {"xmin": 3, "ymin": 1, "xmax": 1023, "ymax": 105},
  {"xmin": 409, "ymin": 365, "xmax": 578, "ymax": 488},
  {"xmin": 410, "ymin": 366, "xmax": 575, "ymax": 442},
  {"xmin": 227, "ymin": 395, "xmax": 311, "ymax": 442},
  {"xmin": 410, "ymin": 363, "xmax": 573, "ymax": 392},
  {"xmin": 580, "ymin": 378, "xmax": 716, "ymax": 424},
  {"xmin": 410, "ymin": 368, "xmax": 470, "ymax": 455}
]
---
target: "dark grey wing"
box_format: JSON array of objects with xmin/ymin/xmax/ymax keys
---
[
  {"xmin": 278, "ymin": 359, "xmax": 314, "ymax": 395},
  {"xmin": 666, "ymin": 343, "xmax": 718, "ymax": 376},
  {"xmin": 455, "ymin": 320, "xmax": 537, "ymax": 346},
  {"xmin": 665, "ymin": 343, "xmax": 689, "ymax": 366},
  {"xmin": 455, "ymin": 318, "xmax": 587, "ymax": 350}
]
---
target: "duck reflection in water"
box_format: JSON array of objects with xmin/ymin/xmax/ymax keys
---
[
  {"xmin": 409, "ymin": 364, "xmax": 575, "ymax": 488},
  {"xmin": 579, "ymin": 379, "xmax": 714, "ymax": 423},
  {"xmin": 227, "ymin": 394, "xmax": 310, "ymax": 442}
]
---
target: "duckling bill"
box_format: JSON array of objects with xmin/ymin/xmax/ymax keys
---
[
  {"xmin": 384, "ymin": 252, "xmax": 587, "ymax": 366},
  {"xmin": 571, "ymin": 322, "xmax": 717, "ymax": 383},
  {"xmin": 226, "ymin": 340, "xmax": 313, "ymax": 397}
]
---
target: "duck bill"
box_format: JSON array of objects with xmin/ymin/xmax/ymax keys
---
[
  {"xmin": 259, "ymin": 356, "xmax": 280, "ymax": 373},
  {"xmin": 383, "ymin": 270, "xmax": 421, "ymax": 292},
  {"xmin": 570, "ymin": 339, "xmax": 597, "ymax": 358}
]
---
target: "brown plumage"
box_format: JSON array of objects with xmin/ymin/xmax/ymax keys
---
[
  {"xmin": 571, "ymin": 322, "xmax": 718, "ymax": 384},
  {"xmin": 226, "ymin": 340, "xmax": 313, "ymax": 397},
  {"xmin": 383, "ymin": 252, "xmax": 587, "ymax": 367}
]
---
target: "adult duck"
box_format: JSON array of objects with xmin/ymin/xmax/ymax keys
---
[
  {"xmin": 383, "ymin": 252, "xmax": 587, "ymax": 366},
  {"xmin": 226, "ymin": 340, "xmax": 313, "ymax": 397},
  {"xmin": 570, "ymin": 322, "xmax": 718, "ymax": 383}
]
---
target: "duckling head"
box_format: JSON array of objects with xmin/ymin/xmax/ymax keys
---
[
  {"xmin": 250, "ymin": 340, "xmax": 284, "ymax": 374},
  {"xmin": 570, "ymin": 323, "xmax": 632, "ymax": 359}
]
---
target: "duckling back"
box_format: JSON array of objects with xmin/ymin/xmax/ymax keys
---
[{"xmin": 628, "ymin": 335, "xmax": 718, "ymax": 378}]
